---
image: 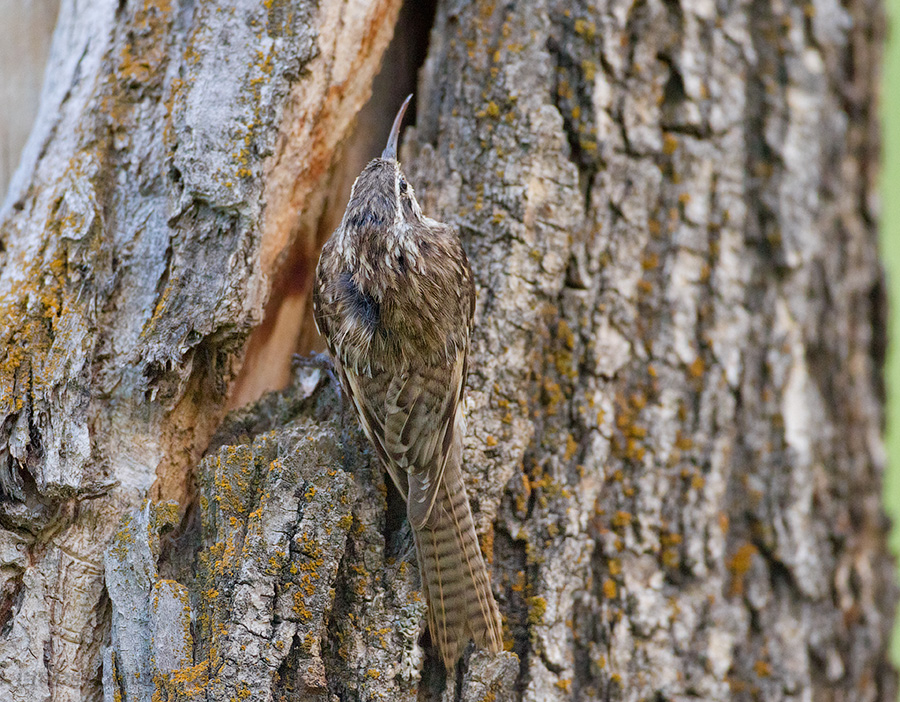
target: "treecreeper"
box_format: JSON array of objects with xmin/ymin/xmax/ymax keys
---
[{"xmin": 312, "ymin": 95, "xmax": 503, "ymax": 670}]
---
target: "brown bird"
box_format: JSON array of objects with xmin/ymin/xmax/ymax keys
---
[{"xmin": 312, "ymin": 95, "xmax": 502, "ymax": 669}]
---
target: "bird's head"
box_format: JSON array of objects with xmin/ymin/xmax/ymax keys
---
[{"xmin": 343, "ymin": 95, "xmax": 422, "ymax": 230}]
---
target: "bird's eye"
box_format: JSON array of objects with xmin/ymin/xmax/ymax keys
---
[{"xmin": 399, "ymin": 177, "xmax": 408, "ymax": 194}]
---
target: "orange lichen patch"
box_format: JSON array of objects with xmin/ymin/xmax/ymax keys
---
[
  {"xmin": 188, "ymin": 446, "xmax": 347, "ymax": 681},
  {"xmin": 0, "ymin": 199, "xmax": 94, "ymax": 419},
  {"xmin": 610, "ymin": 387, "xmax": 654, "ymax": 465},
  {"xmin": 541, "ymin": 377, "xmax": 565, "ymax": 416},
  {"xmin": 511, "ymin": 570, "xmax": 526, "ymax": 593},
  {"xmin": 611, "ymin": 511, "xmax": 632, "ymax": 529},
  {"xmin": 208, "ymin": 446, "xmax": 259, "ymax": 516},
  {"xmin": 156, "ymin": 658, "xmax": 211, "ymax": 698},
  {"xmin": 557, "ymin": 319, "xmax": 576, "ymax": 351},
  {"xmin": 675, "ymin": 431, "xmax": 694, "ymax": 451},
  {"xmin": 110, "ymin": 512, "xmax": 137, "ymax": 562},
  {"xmin": 662, "ymin": 133, "xmax": 679, "ymax": 155},
  {"xmin": 727, "ymin": 676, "xmax": 751, "ymax": 693},
  {"xmin": 753, "ymin": 660, "xmax": 771, "ymax": 677},
  {"xmin": 630, "ymin": 391, "xmax": 647, "ymax": 410},
  {"xmin": 727, "ymin": 542, "xmax": 757, "ymax": 576},
  {"xmin": 116, "ymin": 0, "xmax": 172, "ymax": 87},
  {"xmin": 726, "ymin": 542, "xmax": 758, "ymax": 597},
  {"xmin": 502, "ymin": 621, "xmax": 516, "ymax": 653},
  {"xmin": 661, "ymin": 548, "xmax": 680, "ymax": 568},
  {"xmin": 661, "ymin": 531, "xmax": 683, "ymax": 548},
  {"xmin": 552, "ymin": 339, "xmax": 578, "ymax": 380},
  {"xmin": 602, "ymin": 579, "xmax": 617, "ymax": 599},
  {"xmin": 688, "ymin": 356, "xmax": 705, "ymax": 378},
  {"xmin": 292, "ymin": 591, "xmax": 313, "ymax": 621},
  {"xmin": 480, "ymin": 526, "xmax": 495, "ymax": 564},
  {"xmin": 641, "ymin": 252, "xmax": 659, "ymax": 270},
  {"xmin": 151, "ymin": 500, "xmax": 181, "ymax": 533},
  {"xmin": 719, "ymin": 513, "xmax": 729, "ymax": 532}
]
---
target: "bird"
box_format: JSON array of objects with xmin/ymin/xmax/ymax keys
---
[{"xmin": 312, "ymin": 94, "xmax": 503, "ymax": 670}]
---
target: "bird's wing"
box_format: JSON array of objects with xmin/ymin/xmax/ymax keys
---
[
  {"xmin": 383, "ymin": 348, "xmax": 467, "ymax": 530},
  {"xmin": 313, "ymin": 246, "xmax": 409, "ymax": 498},
  {"xmin": 339, "ymin": 362, "xmax": 411, "ymax": 501}
]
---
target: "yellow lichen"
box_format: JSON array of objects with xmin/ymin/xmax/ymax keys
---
[{"xmin": 527, "ymin": 596, "xmax": 547, "ymax": 625}]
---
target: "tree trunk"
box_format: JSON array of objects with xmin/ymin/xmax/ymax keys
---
[{"xmin": 0, "ymin": 0, "xmax": 893, "ymax": 701}]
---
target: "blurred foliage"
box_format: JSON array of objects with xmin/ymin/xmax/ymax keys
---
[{"xmin": 882, "ymin": 0, "xmax": 900, "ymax": 671}]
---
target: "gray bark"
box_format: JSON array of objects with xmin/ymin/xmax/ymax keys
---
[{"xmin": 0, "ymin": 0, "xmax": 893, "ymax": 701}]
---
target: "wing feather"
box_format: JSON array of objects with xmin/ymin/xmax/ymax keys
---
[
  {"xmin": 338, "ymin": 359, "xmax": 410, "ymax": 501},
  {"xmin": 385, "ymin": 349, "xmax": 466, "ymax": 529}
]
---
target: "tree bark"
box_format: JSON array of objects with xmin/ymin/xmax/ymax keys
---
[{"xmin": 0, "ymin": 0, "xmax": 893, "ymax": 701}]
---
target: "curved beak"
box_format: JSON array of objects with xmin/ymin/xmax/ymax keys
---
[{"xmin": 381, "ymin": 94, "xmax": 413, "ymax": 160}]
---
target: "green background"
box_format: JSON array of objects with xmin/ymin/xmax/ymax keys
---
[{"xmin": 884, "ymin": 0, "xmax": 900, "ymax": 669}]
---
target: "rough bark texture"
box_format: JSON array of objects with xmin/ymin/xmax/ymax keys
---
[{"xmin": 0, "ymin": 0, "xmax": 894, "ymax": 701}]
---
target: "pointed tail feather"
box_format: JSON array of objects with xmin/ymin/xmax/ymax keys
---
[{"xmin": 412, "ymin": 459, "xmax": 502, "ymax": 669}]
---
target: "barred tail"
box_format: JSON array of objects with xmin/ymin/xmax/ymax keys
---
[{"xmin": 412, "ymin": 458, "xmax": 502, "ymax": 670}]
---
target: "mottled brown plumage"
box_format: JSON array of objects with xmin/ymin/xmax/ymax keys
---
[{"xmin": 312, "ymin": 96, "xmax": 502, "ymax": 669}]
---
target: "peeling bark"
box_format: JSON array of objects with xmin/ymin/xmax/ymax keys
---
[{"xmin": 0, "ymin": 0, "xmax": 894, "ymax": 700}]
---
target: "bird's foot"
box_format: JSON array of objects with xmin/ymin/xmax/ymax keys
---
[{"xmin": 291, "ymin": 352, "xmax": 351, "ymax": 449}]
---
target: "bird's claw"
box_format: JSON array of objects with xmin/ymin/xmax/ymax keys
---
[{"xmin": 291, "ymin": 352, "xmax": 352, "ymax": 452}]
